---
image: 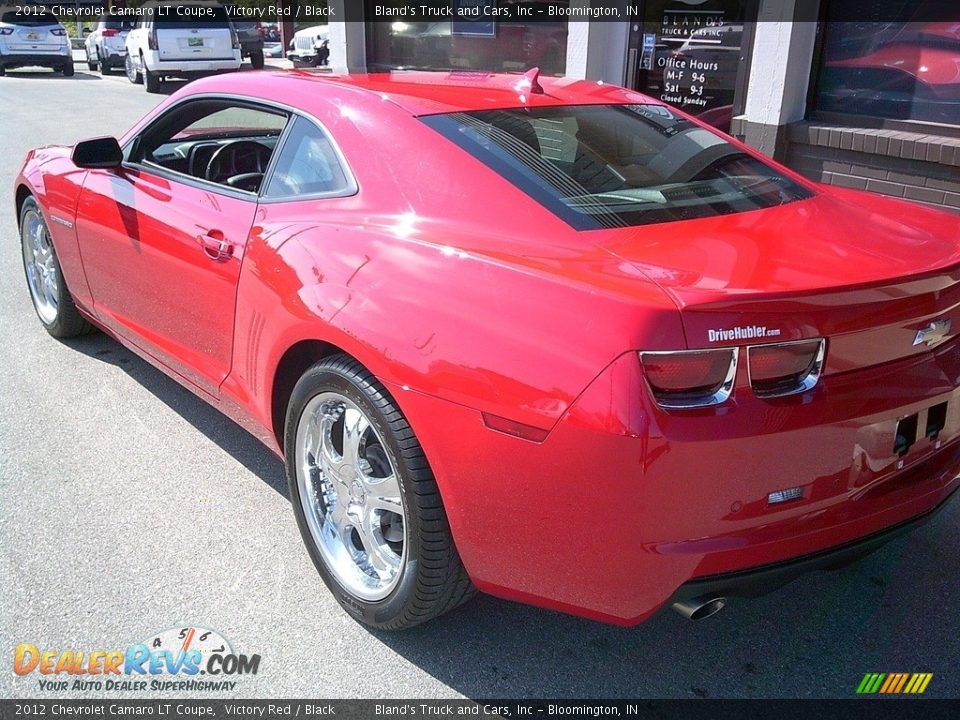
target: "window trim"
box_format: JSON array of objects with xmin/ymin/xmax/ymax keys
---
[
  {"xmin": 121, "ymin": 93, "xmax": 359, "ymax": 203},
  {"xmin": 807, "ymin": 110, "xmax": 960, "ymax": 140},
  {"xmin": 258, "ymin": 114, "xmax": 360, "ymax": 204}
]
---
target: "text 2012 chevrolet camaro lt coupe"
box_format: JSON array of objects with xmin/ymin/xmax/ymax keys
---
[{"xmin": 15, "ymin": 69, "xmax": 960, "ymax": 629}]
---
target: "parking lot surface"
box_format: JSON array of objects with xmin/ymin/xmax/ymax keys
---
[{"xmin": 1, "ymin": 68, "xmax": 958, "ymax": 700}]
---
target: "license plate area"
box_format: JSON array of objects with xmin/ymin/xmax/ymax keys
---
[
  {"xmin": 894, "ymin": 401, "xmax": 949, "ymax": 457},
  {"xmin": 926, "ymin": 402, "xmax": 948, "ymax": 441},
  {"xmin": 188, "ymin": 37, "xmax": 205, "ymax": 47},
  {"xmin": 893, "ymin": 414, "xmax": 918, "ymax": 457}
]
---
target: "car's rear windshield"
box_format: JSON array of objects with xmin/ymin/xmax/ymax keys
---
[
  {"xmin": 1, "ymin": 11, "xmax": 57, "ymax": 26},
  {"xmin": 421, "ymin": 104, "xmax": 812, "ymax": 229},
  {"xmin": 155, "ymin": 6, "xmax": 230, "ymax": 28},
  {"xmin": 101, "ymin": 18, "xmax": 136, "ymax": 30}
]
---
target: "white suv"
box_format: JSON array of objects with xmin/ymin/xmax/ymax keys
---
[
  {"xmin": 0, "ymin": 8, "xmax": 73, "ymax": 76},
  {"xmin": 287, "ymin": 24, "xmax": 329, "ymax": 66},
  {"xmin": 125, "ymin": 0, "xmax": 241, "ymax": 93},
  {"xmin": 84, "ymin": 16, "xmax": 135, "ymax": 75}
]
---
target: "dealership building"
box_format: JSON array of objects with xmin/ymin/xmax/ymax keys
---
[{"xmin": 317, "ymin": 0, "xmax": 959, "ymax": 214}]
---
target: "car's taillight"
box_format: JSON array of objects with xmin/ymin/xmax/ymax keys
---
[
  {"xmin": 51, "ymin": 27, "xmax": 67, "ymax": 36},
  {"xmin": 230, "ymin": 26, "xmax": 240, "ymax": 49},
  {"xmin": 102, "ymin": 28, "xmax": 119, "ymax": 37},
  {"xmin": 257, "ymin": 22, "xmax": 264, "ymax": 38},
  {"xmin": 747, "ymin": 339, "xmax": 825, "ymax": 398},
  {"xmin": 148, "ymin": 26, "xmax": 158, "ymax": 50},
  {"xmin": 640, "ymin": 349, "xmax": 737, "ymax": 409}
]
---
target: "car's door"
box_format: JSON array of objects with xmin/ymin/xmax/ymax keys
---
[{"xmin": 74, "ymin": 98, "xmax": 289, "ymax": 396}]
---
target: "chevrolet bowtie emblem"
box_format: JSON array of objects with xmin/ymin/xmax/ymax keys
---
[{"xmin": 913, "ymin": 319, "xmax": 951, "ymax": 348}]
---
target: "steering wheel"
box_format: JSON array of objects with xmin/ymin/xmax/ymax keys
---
[{"xmin": 205, "ymin": 140, "xmax": 272, "ymax": 185}]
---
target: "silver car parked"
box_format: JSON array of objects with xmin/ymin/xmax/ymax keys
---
[
  {"xmin": 84, "ymin": 16, "xmax": 135, "ymax": 75},
  {"xmin": 0, "ymin": 8, "xmax": 73, "ymax": 76}
]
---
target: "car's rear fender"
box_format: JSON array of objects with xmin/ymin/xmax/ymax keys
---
[
  {"xmin": 390, "ymin": 343, "xmax": 960, "ymax": 624},
  {"xmin": 219, "ymin": 212, "xmax": 686, "ymax": 458}
]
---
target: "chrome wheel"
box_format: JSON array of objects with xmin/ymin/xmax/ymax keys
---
[
  {"xmin": 125, "ymin": 53, "xmax": 139, "ymax": 83},
  {"xmin": 21, "ymin": 209, "xmax": 59, "ymax": 325},
  {"xmin": 295, "ymin": 392, "xmax": 406, "ymax": 601}
]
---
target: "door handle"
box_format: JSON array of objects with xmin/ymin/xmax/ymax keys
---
[{"xmin": 198, "ymin": 230, "xmax": 233, "ymax": 262}]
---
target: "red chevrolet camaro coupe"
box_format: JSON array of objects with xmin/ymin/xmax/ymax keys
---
[{"xmin": 15, "ymin": 69, "xmax": 960, "ymax": 629}]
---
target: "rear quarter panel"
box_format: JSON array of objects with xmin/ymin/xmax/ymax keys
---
[{"xmin": 221, "ymin": 89, "xmax": 685, "ymax": 476}]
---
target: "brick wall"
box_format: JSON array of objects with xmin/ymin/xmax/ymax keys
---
[{"xmin": 781, "ymin": 122, "xmax": 960, "ymax": 214}]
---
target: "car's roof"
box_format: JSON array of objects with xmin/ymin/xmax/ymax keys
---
[{"xmin": 193, "ymin": 69, "xmax": 663, "ymax": 116}]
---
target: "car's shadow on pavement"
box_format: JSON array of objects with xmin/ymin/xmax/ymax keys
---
[
  {"xmin": 62, "ymin": 331, "xmax": 288, "ymax": 497},
  {"xmin": 60, "ymin": 331, "xmax": 960, "ymax": 698},
  {"xmin": 3, "ymin": 69, "xmax": 101, "ymax": 80}
]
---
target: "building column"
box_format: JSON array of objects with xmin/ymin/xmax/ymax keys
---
[
  {"xmin": 279, "ymin": 0, "xmax": 294, "ymax": 56},
  {"xmin": 564, "ymin": 1, "xmax": 629, "ymax": 84},
  {"xmin": 734, "ymin": 0, "xmax": 819, "ymax": 158},
  {"xmin": 327, "ymin": 1, "xmax": 366, "ymax": 73}
]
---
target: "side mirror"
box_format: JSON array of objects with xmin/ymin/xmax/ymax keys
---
[{"xmin": 72, "ymin": 137, "xmax": 123, "ymax": 169}]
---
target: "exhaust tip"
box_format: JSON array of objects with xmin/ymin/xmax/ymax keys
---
[{"xmin": 671, "ymin": 596, "xmax": 726, "ymax": 621}]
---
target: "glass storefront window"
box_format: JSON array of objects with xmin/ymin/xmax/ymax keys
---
[
  {"xmin": 365, "ymin": 1, "xmax": 568, "ymax": 75},
  {"xmin": 813, "ymin": 0, "xmax": 960, "ymax": 125},
  {"xmin": 630, "ymin": 0, "xmax": 757, "ymax": 133}
]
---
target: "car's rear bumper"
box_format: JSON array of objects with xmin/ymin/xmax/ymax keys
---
[
  {"xmin": 0, "ymin": 52, "xmax": 72, "ymax": 69},
  {"xmin": 101, "ymin": 50, "xmax": 126, "ymax": 66},
  {"xmin": 146, "ymin": 51, "xmax": 240, "ymax": 75},
  {"xmin": 670, "ymin": 483, "xmax": 959, "ymax": 606},
  {"xmin": 387, "ymin": 336, "xmax": 960, "ymax": 625}
]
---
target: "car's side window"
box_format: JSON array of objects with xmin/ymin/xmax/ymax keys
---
[
  {"xmin": 262, "ymin": 116, "xmax": 354, "ymax": 199},
  {"xmin": 131, "ymin": 99, "xmax": 289, "ymax": 194}
]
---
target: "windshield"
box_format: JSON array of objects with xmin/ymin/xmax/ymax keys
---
[
  {"xmin": 154, "ymin": 6, "xmax": 231, "ymax": 28},
  {"xmin": 101, "ymin": 18, "xmax": 136, "ymax": 30},
  {"xmin": 1, "ymin": 11, "xmax": 58, "ymax": 26},
  {"xmin": 421, "ymin": 104, "xmax": 812, "ymax": 229}
]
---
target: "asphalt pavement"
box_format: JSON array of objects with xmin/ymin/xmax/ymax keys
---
[{"xmin": 1, "ymin": 65, "xmax": 959, "ymax": 700}]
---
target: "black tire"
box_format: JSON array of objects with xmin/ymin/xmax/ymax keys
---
[
  {"xmin": 284, "ymin": 355, "xmax": 474, "ymax": 630},
  {"xmin": 249, "ymin": 49, "xmax": 264, "ymax": 70},
  {"xmin": 0, "ymin": 66, "xmax": 5, "ymax": 77},
  {"xmin": 143, "ymin": 62, "xmax": 161, "ymax": 93},
  {"xmin": 87, "ymin": 53, "xmax": 98, "ymax": 71},
  {"xmin": 19, "ymin": 197, "xmax": 93, "ymax": 338},
  {"xmin": 125, "ymin": 53, "xmax": 141, "ymax": 84},
  {"xmin": 99, "ymin": 51, "xmax": 111, "ymax": 75},
  {"xmin": 62, "ymin": 61, "xmax": 74, "ymax": 77}
]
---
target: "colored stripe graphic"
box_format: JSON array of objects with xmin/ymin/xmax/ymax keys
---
[
  {"xmin": 857, "ymin": 673, "xmax": 932, "ymax": 694},
  {"xmin": 893, "ymin": 673, "xmax": 909, "ymax": 693},
  {"xmin": 908, "ymin": 673, "xmax": 933, "ymax": 694}
]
